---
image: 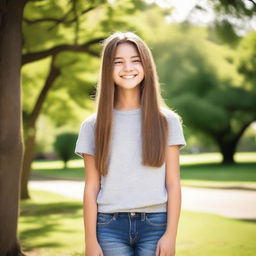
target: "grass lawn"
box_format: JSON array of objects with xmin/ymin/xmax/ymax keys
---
[
  {"xmin": 32, "ymin": 152, "xmax": 256, "ymax": 189},
  {"xmin": 19, "ymin": 190, "xmax": 256, "ymax": 256},
  {"xmin": 19, "ymin": 190, "xmax": 84, "ymax": 256}
]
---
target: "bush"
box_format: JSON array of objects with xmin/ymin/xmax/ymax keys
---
[{"xmin": 54, "ymin": 132, "xmax": 77, "ymax": 169}]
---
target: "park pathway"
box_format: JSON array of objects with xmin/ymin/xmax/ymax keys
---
[{"xmin": 29, "ymin": 179, "xmax": 256, "ymax": 220}]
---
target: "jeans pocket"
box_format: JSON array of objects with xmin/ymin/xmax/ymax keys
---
[
  {"xmin": 97, "ymin": 213, "xmax": 115, "ymax": 225},
  {"xmin": 145, "ymin": 212, "xmax": 167, "ymax": 226}
]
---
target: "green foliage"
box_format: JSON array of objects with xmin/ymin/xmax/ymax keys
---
[
  {"xmin": 209, "ymin": 19, "xmax": 241, "ymax": 46},
  {"xmin": 53, "ymin": 132, "xmax": 77, "ymax": 168},
  {"xmin": 210, "ymin": 0, "xmax": 256, "ymax": 18},
  {"xmin": 192, "ymin": 1, "xmax": 256, "ymax": 46},
  {"xmin": 127, "ymin": 6, "xmax": 255, "ymax": 158},
  {"xmin": 236, "ymin": 31, "xmax": 256, "ymax": 89},
  {"xmin": 144, "ymin": 22, "xmax": 256, "ymax": 150},
  {"xmin": 22, "ymin": 58, "xmax": 51, "ymax": 115},
  {"xmin": 21, "ymin": 1, "xmax": 256, "ymax": 159},
  {"xmin": 35, "ymin": 115, "xmax": 56, "ymax": 154},
  {"xmin": 21, "ymin": 0, "xmax": 152, "ymax": 142}
]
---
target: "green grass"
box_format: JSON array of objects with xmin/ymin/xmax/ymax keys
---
[
  {"xmin": 178, "ymin": 211, "xmax": 256, "ymax": 256},
  {"xmin": 19, "ymin": 190, "xmax": 84, "ymax": 256},
  {"xmin": 19, "ymin": 190, "xmax": 256, "ymax": 256},
  {"xmin": 181, "ymin": 162, "xmax": 256, "ymax": 189},
  {"xmin": 32, "ymin": 152, "xmax": 256, "ymax": 189}
]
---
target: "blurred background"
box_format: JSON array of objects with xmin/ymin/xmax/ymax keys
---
[{"xmin": 18, "ymin": 0, "xmax": 256, "ymax": 255}]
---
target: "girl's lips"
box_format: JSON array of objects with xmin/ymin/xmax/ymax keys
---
[{"xmin": 120, "ymin": 74, "xmax": 138, "ymax": 79}]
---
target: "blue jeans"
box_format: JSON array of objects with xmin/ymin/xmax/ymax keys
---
[{"xmin": 96, "ymin": 212, "xmax": 167, "ymax": 256}]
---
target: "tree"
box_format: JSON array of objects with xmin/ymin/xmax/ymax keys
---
[
  {"xmin": 0, "ymin": 0, "xmax": 27, "ymax": 255},
  {"xmin": 196, "ymin": 0, "xmax": 256, "ymax": 45},
  {"xmin": 20, "ymin": 0, "xmax": 104, "ymax": 199},
  {"xmin": 152, "ymin": 25, "xmax": 256, "ymax": 164},
  {"xmin": 20, "ymin": 0, "xmax": 146, "ymax": 199},
  {"xmin": 142, "ymin": 1, "xmax": 256, "ymax": 163}
]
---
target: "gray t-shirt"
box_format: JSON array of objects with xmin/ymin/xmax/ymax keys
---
[{"xmin": 75, "ymin": 107, "xmax": 186, "ymax": 213}]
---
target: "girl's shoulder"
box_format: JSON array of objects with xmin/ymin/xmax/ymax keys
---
[
  {"xmin": 81, "ymin": 112, "xmax": 97, "ymax": 128},
  {"xmin": 160, "ymin": 106, "xmax": 181, "ymax": 121}
]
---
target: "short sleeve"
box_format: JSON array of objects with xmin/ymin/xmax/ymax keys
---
[
  {"xmin": 74, "ymin": 120, "xmax": 95, "ymax": 158},
  {"xmin": 166, "ymin": 112, "xmax": 186, "ymax": 150}
]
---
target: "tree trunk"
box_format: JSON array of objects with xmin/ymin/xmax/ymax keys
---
[
  {"xmin": 0, "ymin": 0, "xmax": 26, "ymax": 255},
  {"xmin": 219, "ymin": 142, "xmax": 236, "ymax": 164},
  {"xmin": 20, "ymin": 126, "xmax": 36, "ymax": 199},
  {"xmin": 217, "ymin": 135, "xmax": 240, "ymax": 164},
  {"xmin": 20, "ymin": 56, "xmax": 60, "ymax": 199},
  {"xmin": 217, "ymin": 121, "xmax": 252, "ymax": 165}
]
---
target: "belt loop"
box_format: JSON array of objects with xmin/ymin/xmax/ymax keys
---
[
  {"xmin": 141, "ymin": 212, "xmax": 146, "ymax": 221},
  {"xmin": 113, "ymin": 212, "xmax": 118, "ymax": 220}
]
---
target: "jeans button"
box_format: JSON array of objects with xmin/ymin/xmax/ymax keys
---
[{"xmin": 130, "ymin": 212, "xmax": 136, "ymax": 216}]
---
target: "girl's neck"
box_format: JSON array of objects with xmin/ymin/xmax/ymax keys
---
[
  {"xmin": 114, "ymin": 86, "xmax": 141, "ymax": 111},
  {"xmin": 114, "ymin": 104, "xmax": 141, "ymax": 111}
]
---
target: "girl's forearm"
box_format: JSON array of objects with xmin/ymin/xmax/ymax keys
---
[
  {"xmin": 83, "ymin": 187, "xmax": 99, "ymax": 244},
  {"xmin": 165, "ymin": 181, "xmax": 182, "ymax": 240}
]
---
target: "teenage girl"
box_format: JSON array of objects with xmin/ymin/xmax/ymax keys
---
[{"xmin": 75, "ymin": 32, "xmax": 186, "ymax": 256}]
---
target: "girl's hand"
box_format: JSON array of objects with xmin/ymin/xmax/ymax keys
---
[
  {"xmin": 85, "ymin": 240, "xmax": 104, "ymax": 256},
  {"xmin": 155, "ymin": 233, "xmax": 176, "ymax": 256}
]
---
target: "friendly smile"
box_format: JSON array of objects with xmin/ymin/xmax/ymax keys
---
[{"xmin": 120, "ymin": 75, "xmax": 137, "ymax": 79}]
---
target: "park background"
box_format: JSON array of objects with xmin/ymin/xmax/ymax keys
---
[{"xmin": 0, "ymin": 0, "xmax": 256, "ymax": 255}]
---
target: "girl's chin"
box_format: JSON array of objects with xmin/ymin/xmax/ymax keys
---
[
  {"xmin": 116, "ymin": 83, "xmax": 141, "ymax": 89},
  {"xmin": 115, "ymin": 79, "xmax": 143, "ymax": 87}
]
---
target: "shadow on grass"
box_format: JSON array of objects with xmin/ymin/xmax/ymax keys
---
[
  {"xmin": 21, "ymin": 201, "xmax": 82, "ymax": 216},
  {"xmin": 19, "ymin": 200, "xmax": 83, "ymax": 251},
  {"xmin": 32, "ymin": 167, "xmax": 84, "ymax": 181},
  {"xmin": 236, "ymin": 218, "xmax": 256, "ymax": 223}
]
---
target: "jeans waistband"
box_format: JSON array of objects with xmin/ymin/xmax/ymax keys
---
[
  {"xmin": 113, "ymin": 212, "xmax": 146, "ymax": 221},
  {"xmin": 98, "ymin": 212, "xmax": 167, "ymax": 221}
]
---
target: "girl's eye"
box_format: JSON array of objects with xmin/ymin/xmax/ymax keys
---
[{"xmin": 114, "ymin": 59, "xmax": 141, "ymax": 65}]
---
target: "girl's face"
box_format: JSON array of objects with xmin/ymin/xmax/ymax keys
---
[{"xmin": 113, "ymin": 42, "xmax": 144, "ymax": 90}]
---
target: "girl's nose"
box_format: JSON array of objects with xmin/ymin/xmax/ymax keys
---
[{"xmin": 123, "ymin": 62, "xmax": 134, "ymax": 71}]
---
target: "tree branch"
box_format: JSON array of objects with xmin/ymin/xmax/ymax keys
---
[
  {"xmin": 72, "ymin": 0, "xmax": 79, "ymax": 44},
  {"xmin": 47, "ymin": 6, "xmax": 95, "ymax": 31},
  {"xmin": 23, "ymin": 6, "xmax": 95, "ymax": 26},
  {"xmin": 26, "ymin": 0, "xmax": 45, "ymax": 2},
  {"xmin": 23, "ymin": 16, "xmax": 65, "ymax": 24},
  {"xmin": 248, "ymin": 0, "xmax": 256, "ymax": 7},
  {"xmin": 28, "ymin": 55, "xmax": 60, "ymax": 127},
  {"xmin": 22, "ymin": 37, "xmax": 104, "ymax": 65},
  {"xmin": 234, "ymin": 120, "xmax": 254, "ymax": 144}
]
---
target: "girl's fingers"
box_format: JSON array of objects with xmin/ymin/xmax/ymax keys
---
[{"xmin": 155, "ymin": 244, "xmax": 160, "ymax": 256}]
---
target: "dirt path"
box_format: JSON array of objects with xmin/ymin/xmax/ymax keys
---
[{"xmin": 29, "ymin": 179, "xmax": 256, "ymax": 220}]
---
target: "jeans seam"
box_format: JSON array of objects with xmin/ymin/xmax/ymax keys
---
[
  {"xmin": 145, "ymin": 216, "xmax": 167, "ymax": 226},
  {"xmin": 97, "ymin": 213, "xmax": 115, "ymax": 225}
]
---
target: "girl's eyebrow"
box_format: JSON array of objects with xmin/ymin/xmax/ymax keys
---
[{"xmin": 114, "ymin": 55, "xmax": 140, "ymax": 60}]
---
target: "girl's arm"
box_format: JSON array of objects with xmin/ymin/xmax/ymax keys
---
[
  {"xmin": 82, "ymin": 154, "xmax": 103, "ymax": 254},
  {"xmin": 156, "ymin": 145, "xmax": 181, "ymax": 256},
  {"xmin": 165, "ymin": 145, "xmax": 182, "ymax": 239}
]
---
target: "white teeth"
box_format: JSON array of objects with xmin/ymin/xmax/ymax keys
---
[{"xmin": 121, "ymin": 75, "xmax": 136, "ymax": 79}]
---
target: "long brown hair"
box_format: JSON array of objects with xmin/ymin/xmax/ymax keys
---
[{"xmin": 94, "ymin": 32, "xmax": 169, "ymax": 176}]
